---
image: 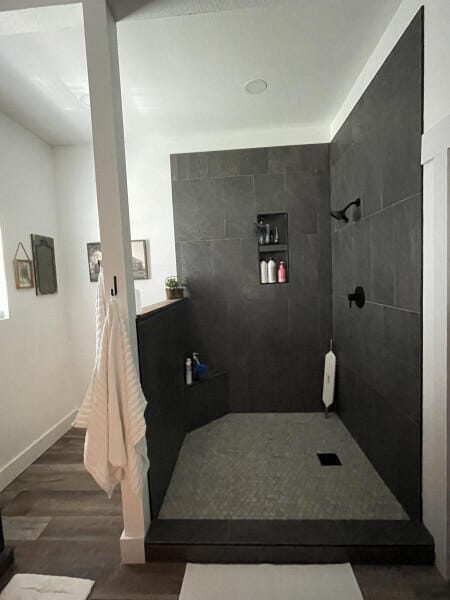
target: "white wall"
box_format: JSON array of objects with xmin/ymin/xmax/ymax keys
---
[
  {"xmin": 0, "ymin": 111, "xmax": 78, "ymax": 489},
  {"xmin": 125, "ymin": 137, "xmax": 177, "ymax": 309},
  {"xmin": 51, "ymin": 140, "xmax": 176, "ymax": 346},
  {"xmin": 0, "ymin": 226, "xmax": 8, "ymax": 319},
  {"xmin": 52, "ymin": 144, "xmax": 99, "ymax": 400}
]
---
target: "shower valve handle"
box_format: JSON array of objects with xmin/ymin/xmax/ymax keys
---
[{"xmin": 348, "ymin": 286, "xmax": 365, "ymax": 309}]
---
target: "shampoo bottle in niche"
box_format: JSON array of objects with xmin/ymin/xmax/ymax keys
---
[
  {"xmin": 278, "ymin": 260, "xmax": 287, "ymax": 283},
  {"xmin": 260, "ymin": 259, "xmax": 268, "ymax": 284},
  {"xmin": 257, "ymin": 220, "xmax": 265, "ymax": 245},
  {"xmin": 185, "ymin": 357, "xmax": 192, "ymax": 385},
  {"xmin": 268, "ymin": 257, "xmax": 277, "ymax": 283},
  {"xmin": 274, "ymin": 226, "xmax": 279, "ymax": 244}
]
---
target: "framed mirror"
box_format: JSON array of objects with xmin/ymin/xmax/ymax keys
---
[{"xmin": 31, "ymin": 234, "xmax": 58, "ymax": 295}]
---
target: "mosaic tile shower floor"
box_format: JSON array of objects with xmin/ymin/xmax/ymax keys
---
[{"xmin": 159, "ymin": 413, "xmax": 408, "ymax": 520}]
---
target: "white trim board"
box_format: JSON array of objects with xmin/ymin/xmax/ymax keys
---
[
  {"xmin": 421, "ymin": 111, "xmax": 450, "ymax": 577},
  {"xmin": 422, "ymin": 113, "xmax": 450, "ymax": 164},
  {"xmin": 0, "ymin": 408, "xmax": 78, "ymax": 491},
  {"xmin": 120, "ymin": 531, "xmax": 147, "ymax": 564}
]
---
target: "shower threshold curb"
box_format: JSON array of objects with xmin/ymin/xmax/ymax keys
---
[{"xmin": 146, "ymin": 518, "xmax": 434, "ymax": 565}]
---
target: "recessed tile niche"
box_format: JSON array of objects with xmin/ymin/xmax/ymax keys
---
[{"xmin": 257, "ymin": 212, "xmax": 289, "ymax": 284}]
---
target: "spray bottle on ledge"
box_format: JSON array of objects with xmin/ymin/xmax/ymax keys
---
[{"xmin": 192, "ymin": 352, "xmax": 209, "ymax": 380}]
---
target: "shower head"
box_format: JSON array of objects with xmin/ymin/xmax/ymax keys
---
[
  {"xmin": 330, "ymin": 198, "xmax": 361, "ymax": 223},
  {"xmin": 330, "ymin": 208, "xmax": 349, "ymax": 222}
]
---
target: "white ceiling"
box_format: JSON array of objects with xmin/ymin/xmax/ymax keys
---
[
  {"xmin": 0, "ymin": 4, "xmax": 91, "ymax": 146},
  {"xmin": 0, "ymin": 0, "xmax": 402, "ymax": 146},
  {"xmin": 117, "ymin": 0, "xmax": 402, "ymax": 138}
]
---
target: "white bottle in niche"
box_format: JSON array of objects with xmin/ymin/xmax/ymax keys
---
[
  {"xmin": 260, "ymin": 259, "xmax": 268, "ymax": 284},
  {"xmin": 268, "ymin": 257, "xmax": 277, "ymax": 283}
]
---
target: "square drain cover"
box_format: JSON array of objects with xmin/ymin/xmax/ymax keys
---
[{"xmin": 317, "ymin": 453, "xmax": 341, "ymax": 466}]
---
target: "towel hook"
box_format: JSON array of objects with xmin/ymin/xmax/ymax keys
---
[{"xmin": 111, "ymin": 275, "xmax": 118, "ymax": 297}]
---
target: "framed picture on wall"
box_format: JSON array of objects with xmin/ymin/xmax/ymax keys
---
[
  {"xmin": 13, "ymin": 242, "xmax": 34, "ymax": 289},
  {"xmin": 31, "ymin": 234, "xmax": 58, "ymax": 295},
  {"xmin": 86, "ymin": 240, "xmax": 150, "ymax": 282},
  {"xmin": 14, "ymin": 259, "xmax": 34, "ymax": 289},
  {"xmin": 87, "ymin": 242, "xmax": 102, "ymax": 282},
  {"xmin": 131, "ymin": 239, "xmax": 149, "ymax": 280}
]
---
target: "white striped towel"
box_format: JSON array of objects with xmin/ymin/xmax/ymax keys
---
[
  {"xmin": 94, "ymin": 269, "xmax": 107, "ymax": 359},
  {"xmin": 74, "ymin": 295, "xmax": 149, "ymax": 498},
  {"xmin": 75, "ymin": 269, "xmax": 107, "ymax": 423}
]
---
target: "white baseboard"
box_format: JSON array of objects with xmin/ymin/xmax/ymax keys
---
[
  {"xmin": 120, "ymin": 531, "xmax": 146, "ymax": 564},
  {"xmin": 0, "ymin": 408, "xmax": 78, "ymax": 491}
]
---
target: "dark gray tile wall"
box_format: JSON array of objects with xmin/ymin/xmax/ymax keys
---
[
  {"xmin": 331, "ymin": 10, "xmax": 423, "ymax": 519},
  {"xmin": 137, "ymin": 300, "xmax": 231, "ymax": 517},
  {"xmin": 185, "ymin": 372, "xmax": 229, "ymax": 432},
  {"xmin": 137, "ymin": 300, "xmax": 193, "ymax": 517},
  {"xmin": 171, "ymin": 144, "xmax": 331, "ymax": 412}
]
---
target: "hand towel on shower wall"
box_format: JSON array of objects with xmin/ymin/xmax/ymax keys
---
[{"xmin": 74, "ymin": 297, "xmax": 149, "ymax": 497}]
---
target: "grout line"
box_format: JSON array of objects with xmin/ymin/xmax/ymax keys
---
[
  {"xmin": 178, "ymin": 233, "xmax": 256, "ymax": 244},
  {"xmin": 393, "ymin": 196, "xmax": 398, "ymax": 307},
  {"xmin": 333, "ymin": 294, "xmax": 420, "ymax": 315}
]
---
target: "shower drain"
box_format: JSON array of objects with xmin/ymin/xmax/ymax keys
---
[{"xmin": 317, "ymin": 453, "xmax": 342, "ymax": 466}]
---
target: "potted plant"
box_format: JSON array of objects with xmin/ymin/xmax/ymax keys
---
[{"xmin": 165, "ymin": 276, "xmax": 184, "ymax": 300}]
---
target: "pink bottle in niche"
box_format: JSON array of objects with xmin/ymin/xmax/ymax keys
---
[{"xmin": 278, "ymin": 261, "xmax": 287, "ymax": 283}]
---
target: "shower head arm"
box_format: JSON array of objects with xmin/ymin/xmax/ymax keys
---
[{"xmin": 342, "ymin": 198, "xmax": 361, "ymax": 213}]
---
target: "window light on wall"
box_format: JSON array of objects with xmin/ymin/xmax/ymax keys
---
[{"xmin": 0, "ymin": 226, "xmax": 9, "ymax": 320}]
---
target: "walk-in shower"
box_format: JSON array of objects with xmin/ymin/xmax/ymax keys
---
[{"xmin": 138, "ymin": 8, "xmax": 431, "ymax": 564}]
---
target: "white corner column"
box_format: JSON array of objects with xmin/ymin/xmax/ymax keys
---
[
  {"xmin": 82, "ymin": 0, "xmax": 150, "ymax": 563},
  {"xmin": 422, "ymin": 115, "xmax": 450, "ymax": 579}
]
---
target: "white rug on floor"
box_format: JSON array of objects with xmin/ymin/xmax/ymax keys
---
[
  {"xmin": 179, "ymin": 563, "xmax": 364, "ymax": 600},
  {"xmin": 0, "ymin": 574, "xmax": 95, "ymax": 599}
]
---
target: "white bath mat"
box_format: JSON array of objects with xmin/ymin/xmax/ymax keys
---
[
  {"xmin": 179, "ymin": 563, "xmax": 364, "ymax": 600},
  {"xmin": 0, "ymin": 574, "xmax": 95, "ymax": 599}
]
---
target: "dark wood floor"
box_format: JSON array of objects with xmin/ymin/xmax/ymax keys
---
[{"xmin": 0, "ymin": 428, "xmax": 449, "ymax": 599}]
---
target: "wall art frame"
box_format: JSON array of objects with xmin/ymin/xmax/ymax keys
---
[
  {"xmin": 87, "ymin": 239, "xmax": 150, "ymax": 282},
  {"xmin": 13, "ymin": 242, "xmax": 34, "ymax": 289},
  {"xmin": 31, "ymin": 234, "xmax": 58, "ymax": 295}
]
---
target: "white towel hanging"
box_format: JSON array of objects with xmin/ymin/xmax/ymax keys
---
[{"xmin": 74, "ymin": 280, "xmax": 149, "ymax": 497}]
